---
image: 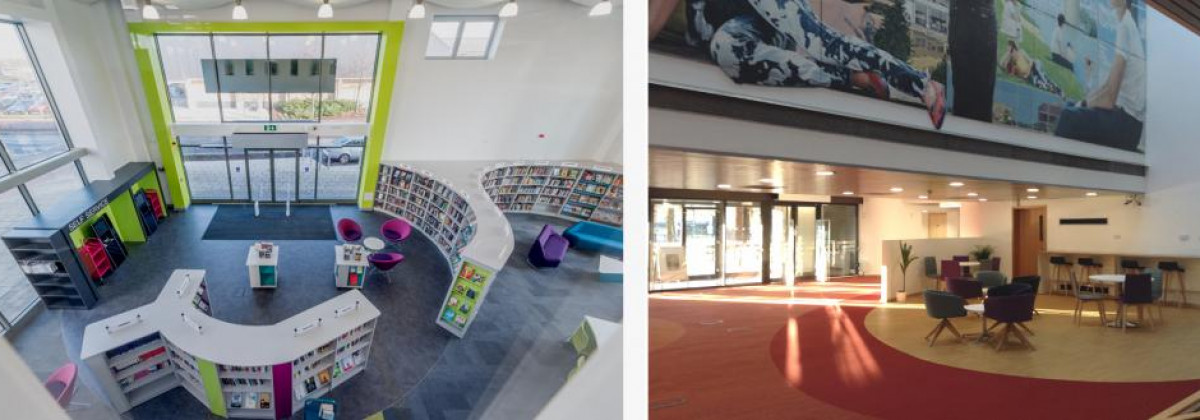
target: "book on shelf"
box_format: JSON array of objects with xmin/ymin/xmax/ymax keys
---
[
  {"xmin": 246, "ymin": 393, "xmax": 258, "ymax": 409},
  {"xmin": 258, "ymin": 392, "xmax": 271, "ymax": 409},
  {"xmin": 230, "ymin": 392, "xmax": 244, "ymax": 408}
]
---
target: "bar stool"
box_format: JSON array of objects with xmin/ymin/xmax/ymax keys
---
[
  {"xmin": 1159, "ymin": 261, "xmax": 1187, "ymax": 308},
  {"xmin": 1078, "ymin": 258, "xmax": 1105, "ymax": 293},
  {"xmin": 1049, "ymin": 256, "xmax": 1073, "ymax": 295},
  {"xmin": 1121, "ymin": 259, "xmax": 1146, "ymax": 274}
]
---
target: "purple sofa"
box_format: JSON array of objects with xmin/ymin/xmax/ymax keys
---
[{"xmin": 528, "ymin": 225, "xmax": 569, "ymax": 268}]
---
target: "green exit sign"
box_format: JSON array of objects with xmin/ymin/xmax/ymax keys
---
[{"xmin": 264, "ymin": 125, "xmax": 278, "ymax": 132}]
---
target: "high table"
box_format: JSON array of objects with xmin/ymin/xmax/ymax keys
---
[{"xmin": 1089, "ymin": 274, "xmax": 1138, "ymax": 328}]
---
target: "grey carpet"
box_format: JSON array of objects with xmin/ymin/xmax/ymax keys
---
[{"xmin": 201, "ymin": 204, "xmax": 336, "ymax": 241}]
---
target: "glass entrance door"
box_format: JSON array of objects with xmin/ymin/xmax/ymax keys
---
[
  {"xmin": 770, "ymin": 204, "xmax": 819, "ymax": 284},
  {"xmin": 683, "ymin": 205, "xmax": 719, "ymax": 279},
  {"xmin": 246, "ymin": 148, "xmax": 299, "ymax": 202},
  {"xmin": 178, "ymin": 135, "xmax": 365, "ymax": 203}
]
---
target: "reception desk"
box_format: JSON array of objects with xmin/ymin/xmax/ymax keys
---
[{"xmin": 81, "ymin": 270, "xmax": 379, "ymax": 418}]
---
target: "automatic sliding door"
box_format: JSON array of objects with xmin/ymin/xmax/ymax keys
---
[
  {"xmin": 822, "ymin": 204, "xmax": 859, "ymax": 277},
  {"xmin": 683, "ymin": 205, "xmax": 719, "ymax": 280},
  {"xmin": 247, "ymin": 149, "xmax": 272, "ymax": 202},
  {"xmin": 723, "ymin": 202, "xmax": 762, "ymax": 286},
  {"xmin": 273, "ymin": 149, "xmax": 298, "ymax": 202}
]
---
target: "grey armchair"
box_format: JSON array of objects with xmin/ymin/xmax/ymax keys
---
[
  {"xmin": 924, "ymin": 290, "xmax": 968, "ymax": 346},
  {"xmin": 976, "ymin": 270, "xmax": 1008, "ymax": 289}
]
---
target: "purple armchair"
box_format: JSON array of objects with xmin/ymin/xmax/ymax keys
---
[
  {"xmin": 381, "ymin": 219, "xmax": 412, "ymax": 248},
  {"xmin": 984, "ymin": 293, "xmax": 1036, "ymax": 351},
  {"xmin": 528, "ymin": 225, "xmax": 569, "ymax": 268},
  {"xmin": 946, "ymin": 277, "xmax": 983, "ymax": 302},
  {"xmin": 337, "ymin": 218, "xmax": 363, "ymax": 243},
  {"xmin": 368, "ymin": 252, "xmax": 405, "ymax": 283},
  {"xmin": 953, "ymin": 255, "xmax": 970, "ymax": 262}
]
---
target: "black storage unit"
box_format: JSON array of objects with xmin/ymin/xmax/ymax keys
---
[
  {"xmin": 132, "ymin": 189, "xmax": 158, "ymax": 236},
  {"xmin": 2, "ymin": 229, "xmax": 99, "ymax": 309},
  {"xmin": 90, "ymin": 214, "xmax": 127, "ymax": 267}
]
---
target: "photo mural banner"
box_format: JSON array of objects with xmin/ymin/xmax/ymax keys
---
[{"xmin": 650, "ymin": 0, "xmax": 1147, "ymax": 153}]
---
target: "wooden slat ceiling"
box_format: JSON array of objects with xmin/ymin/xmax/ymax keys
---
[{"xmin": 1151, "ymin": 0, "xmax": 1200, "ymax": 36}]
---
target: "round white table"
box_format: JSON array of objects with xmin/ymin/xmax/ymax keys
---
[
  {"xmin": 964, "ymin": 303, "xmax": 991, "ymax": 343},
  {"xmin": 363, "ymin": 237, "xmax": 386, "ymax": 252},
  {"xmin": 1088, "ymin": 274, "xmax": 1137, "ymax": 328},
  {"xmin": 959, "ymin": 261, "xmax": 982, "ymax": 276}
]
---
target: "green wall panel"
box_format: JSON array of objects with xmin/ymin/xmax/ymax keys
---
[
  {"xmin": 196, "ymin": 359, "xmax": 227, "ymax": 417},
  {"xmin": 108, "ymin": 191, "xmax": 146, "ymax": 243}
]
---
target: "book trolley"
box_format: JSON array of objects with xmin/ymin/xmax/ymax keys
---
[{"xmin": 81, "ymin": 270, "xmax": 380, "ymax": 419}]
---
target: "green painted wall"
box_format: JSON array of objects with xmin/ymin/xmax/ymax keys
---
[
  {"xmin": 68, "ymin": 190, "xmax": 149, "ymax": 248},
  {"xmin": 127, "ymin": 22, "xmax": 405, "ymax": 211},
  {"xmin": 196, "ymin": 359, "xmax": 227, "ymax": 417},
  {"xmin": 130, "ymin": 170, "xmax": 162, "ymax": 195}
]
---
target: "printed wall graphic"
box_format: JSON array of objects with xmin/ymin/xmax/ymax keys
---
[{"xmin": 650, "ymin": 0, "xmax": 1146, "ymax": 153}]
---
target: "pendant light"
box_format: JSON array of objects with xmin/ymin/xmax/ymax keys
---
[
  {"xmin": 407, "ymin": 0, "xmax": 426, "ymax": 19},
  {"xmin": 232, "ymin": 0, "xmax": 248, "ymax": 20},
  {"xmin": 318, "ymin": 0, "xmax": 334, "ymax": 18},
  {"xmin": 588, "ymin": 0, "xmax": 612, "ymax": 16},
  {"xmin": 141, "ymin": 0, "xmax": 160, "ymax": 20},
  {"xmin": 498, "ymin": 0, "xmax": 518, "ymax": 18}
]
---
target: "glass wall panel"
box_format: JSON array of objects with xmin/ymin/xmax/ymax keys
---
[
  {"xmin": 299, "ymin": 137, "xmax": 317, "ymax": 200},
  {"xmin": 213, "ymin": 35, "xmax": 270, "ymax": 121},
  {"xmin": 25, "ymin": 163, "xmax": 84, "ymax": 209},
  {"xmin": 724, "ymin": 202, "xmax": 763, "ymax": 286},
  {"xmin": 247, "ymin": 149, "xmax": 272, "ymax": 201},
  {"xmin": 0, "ymin": 24, "xmax": 70, "ymax": 168},
  {"xmin": 179, "ymin": 136, "xmax": 231, "ymax": 200},
  {"xmin": 321, "ymin": 34, "xmax": 379, "ymax": 122},
  {"xmin": 157, "ymin": 35, "xmax": 221, "ymax": 122},
  {"xmin": 822, "ymin": 204, "xmax": 860, "ymax": 277},
  {"xmin": 229, "ymin": 146, "xmax": 249, "ymax": 200},
  {"xmin": 0, "ymin": 187, "xmax": 36, "ymax": 323},
  {"xmin": 273, "ymin": 149, "xmax": 298, "ymax": 202},
  {"xmin": 316, "ymin": 135, "xmax": 363, "ymax": 200},
  {"xmin": 268, "ymin": 35, "xmax": 322, "ymax": 122}
]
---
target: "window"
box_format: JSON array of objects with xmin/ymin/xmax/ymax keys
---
[
  {"xmin": 425, "ymin": 16, "xmax": 500, "ymax": 59},
  {"xmin": 0, "ymin": 22, "xmax": 72, "ymax": 169},
  {"xmin": 155, "ymin": 33, "xmax": 381, "ymax": 123}
]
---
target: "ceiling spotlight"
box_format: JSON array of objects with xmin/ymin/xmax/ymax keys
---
[
  {"xmin": 408, "ymin": 0, "xmax": 426, "ymax": 19},
  {"xmin": 716, "ymin": 184, "xmax": 731, "ymax": 189},
  {"xmin": 816, "ymin": 170, "xmax": 835, "ymax": 176},
  {"xmin": 759, "ymin": 178, "xmax": 776, "ymax": 184},
  {"xmin": 588, "ymin": 0, "xmax": 612, "ymax": 16},
  {"xmin": 967, "ymin": 192, "xmax": 979, "ymax": 197},
  {"xmin": 141, "ymin": 0, "xmax": 160, "ymax": 19},
  {"xmin": 842, "ymin": 191, "xmax": 854, "ymax": 195},
  {"xmin": 1086, "ymin": 192, "xmax": 1098, "ymax": 197},
  {"xmin": 1027, "ymin": 188, "xmax": 1040, "ymax": 193},
  {"xmin": 499, "ymin": 0, "xmax": 519, "ymax": 17},
  {"xmin": 949, "ymin": 182, "xmax": 965, "ymax": 187},
  {"xmin": 890, "ymin": 187, "xmax": 904, "ymax": 193},
  {"xmin": 978, "ymin": 198, "xmax": 988, "ymax": 202},
  {"xmin": 917, "ymin": 194, "xmax": 929, "ymax": 199},
  {"xmin": 1027, "ymin": 195, "xmax": 1038, "ymax": 200},
  {"xmin": 318, "ymin": 0, "xmax": 333, "ymax": 18},
  {"xmin": 232, "ymin": 0, "xmax": 248, "ymax": 20}
]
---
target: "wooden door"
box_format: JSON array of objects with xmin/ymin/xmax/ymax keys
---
[
  {"xmin": 1013, "ymin": 207, "xmax": 1046, "ymax": 276},
  {"xmin": 927, "ymin": 213, "xmax": 948, "ymax": 238}
]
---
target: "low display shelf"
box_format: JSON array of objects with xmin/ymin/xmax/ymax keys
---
[
  {"xmin": 480, "ymin": 162, "xmax": 623, "ymax": 226},
  {"xmin": 81, "ymin": 270, "xmax": 380, "ymax": 419}
]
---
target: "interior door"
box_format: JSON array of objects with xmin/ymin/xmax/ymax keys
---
[
  {"xmin": 928, "ymin": 213, "xmax": 948, "ymax": 238},
  {"xmin": 1013, "ymin": 207, "xmax": 1047, "ymax": 276}
]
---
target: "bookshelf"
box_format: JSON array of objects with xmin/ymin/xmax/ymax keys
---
[
  {"xmin": 81, "ymin": 270, "xmax": 380, "ymax": 419},
  {"xmin": 1, "ymin": 229, "xmax": 98, "ymax": 309},
  {"xmin": 480, "ymin": 162, "xmax": 623, "ymax": 226},
  {"xmin": 374, "ymin": 164, "xmax": 478, "ymax": 264}
]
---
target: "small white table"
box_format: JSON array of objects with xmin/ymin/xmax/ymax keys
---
[
  {"xmin": 335, "ymin": 244, "xmax": 370, "ymax": 288},
  {"xmin": 598, "ymin": 256, "xmax": 623, "ymax": 283},
  {"xmin": 1089, "ymin": 274, "xmax": 1137, "ymax": 328},
  {"xmin": 964, "ymin": 303, "xmax": 990, "ymax": 343},
  {"xmin": 363, "ymin": 237, "xmax": 385, "ymax": 252},
  {"xmin": 246, "ymin": 243, "xmax": 279, "ymax": 288},
  {"xmin": 960, "ymin": 261, "xmax": 982, "ymax": 276}
]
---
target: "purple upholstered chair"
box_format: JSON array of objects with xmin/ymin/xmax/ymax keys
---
[
  {"xmin": 946, "ymin": 277, "xmax": 983, "ymax": 302},
  {"xmin": 991, "ymin": 257, "xmax": 1001, "ymax": 271},
  {"xmin": 337, "ymin": 218, "xmax": 363, "ymax": 243},
  {"xmin": 368, "ymin": 252, "xmax": 405, "ymax": 283},
  {"xmin": 528, "ymin": 225, "xmax": 569, "ymax": 268},
  {"xmin": 1118, "ymin": 274, "xmax": 1155, "ymax": 332},
  {"xmin": 984, "ymin": 293, "xmax": 1036, "ymax": 351},
  {"xmin": 952, "ymin": 255, "xmax": 970, "ymax": 262},
  {"xmin": 381, "ymin": 219, "xmax": 412, "ymax": 249},
  {"xmin": 940, "ymin": 260, "xmax": 963, "ymax": 284}
]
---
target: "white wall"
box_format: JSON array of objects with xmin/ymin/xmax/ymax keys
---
[
  {"xmin": 383, "ymin": 0, "xmax": 622, "ymax": 164},
  {"xmin": 881, "ymin": 237, "xmax": 1006, "ymax": 298},
  {"xmin": 858, "ymin": 197, "xmax": 926, "ymax": 275}
]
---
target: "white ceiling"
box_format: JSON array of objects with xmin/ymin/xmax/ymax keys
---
[{"xmin": 649, "ymin": 147, "xmax": 1126, "ymax": 203}]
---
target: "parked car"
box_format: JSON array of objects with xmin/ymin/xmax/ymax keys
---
[{"xmin": 318, "ymin": 137, "xmax": 365, "ymax": 165}]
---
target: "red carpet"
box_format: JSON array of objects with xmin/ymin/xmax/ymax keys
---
[{"xmin": 768, "ymin": 306, "xmax": 1200, "ymax": 420}]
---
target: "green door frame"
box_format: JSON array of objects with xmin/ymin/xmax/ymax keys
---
[{"xmin": 128, "ymin": 21, "xmax": 404, "ymax": 210}]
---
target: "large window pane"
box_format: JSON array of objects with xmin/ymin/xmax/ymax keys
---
[
  {"xmin": 179, "ymin": 135, "xmax": 231, "ymax": 200},
  {"xmin": 213, "ymin": 35, "xmax": 270, "ymax": 122},
  {"xmin": 0, "ymin": 24, "xmax": 70, "ymax": 169},
  {"xmin": 25, "ymin": 163, "xmax": 85, "ymax": 209},
  {"xmin": 269, "ymin": 35, "xmax": 322, "ymax": 122},
  {"xmin": 316, "ymin": 135, "xmax": 363, "ymax": 200},
  {"xmin": 0, "ymin": 187, "xmax": 37, "ymax": 323},
  {"xmin": 322, "ymin": 34, "xmax": 378, "ymax": 122},
  {"xmin": 157, "ymin": 35, "xmax": 221, "ymax": 122},
  {"xmin": 457, "ymin": 21, "xmax": 496, "ymax": 58}
]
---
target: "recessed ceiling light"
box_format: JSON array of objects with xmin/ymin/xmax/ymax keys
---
[
  {"xmin": 759, "ymin": 178, "xmax": 776, "ymax": 184},
  {"xmin": 1027, "ymin": 188, "xmax": 1040, "ymax": 193},
  {"xmin": 1086, "ymin": 192, "xmax": 1098, "ymax": 197},
  {"xmin": 978, "ymin": 198, "xmax": 988, "ymax": 202},
  {"xmin": 890, "ymin": 187, "xmax": 904, "ymax": 193},
  {"xmin": 842, "ymin": 191, "xmax": 854, "ymax": 195},
  {"xmin": 949, "ymin": 182, "xmax": 965, "ymax": 187},
  {"xmin": 967, "ymin": 192, "xmax": 979, "ymax": 197},
  {"xmin": 918, "ymin": 194, "xmax": 929, "ymax": 199},
  {"xmin": 921, "ymin": 210, "xmax": 929, "ymax": 213},
  {"xmin": 716, "ymin": 184, "xmax": 731, "ymax": 189},
  {"xmin": 1027, "ymin": 195, "xmax": 1038, "ymax": 200},
  {"xmin": 816, "ymin": 170, "xmax": 836, "ymax": 176}
]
